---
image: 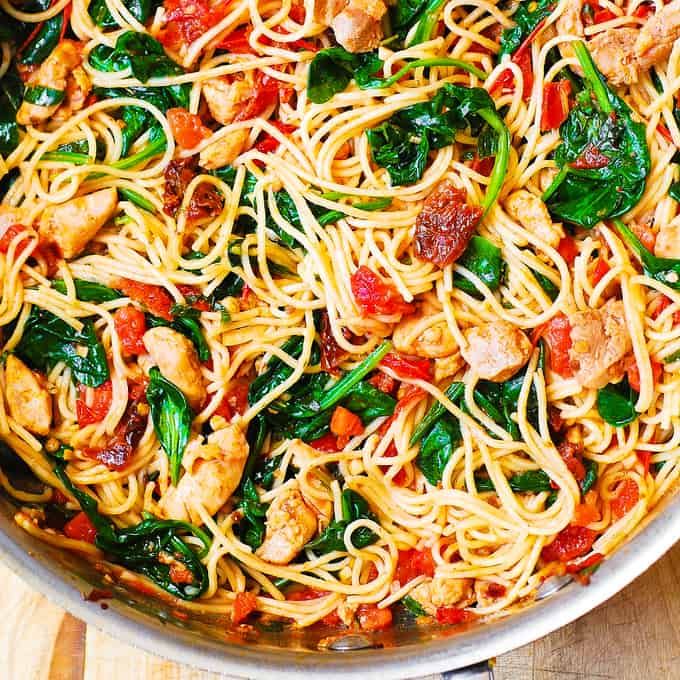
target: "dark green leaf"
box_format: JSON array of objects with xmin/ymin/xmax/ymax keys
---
[
  {"xmin": 19, "ymin": 12, "xmax": 63, "ymax": 65},
  {"xmin": 531, "ymin": 268, "xmax": 559, "ymax": 301},
  {"xmin": 0, "ymin": 66, "xmax": 23, "ymax": 156},
  {"xmin": 237, "ymin": 478, "xmax": 268, "ymax": 549},
  {"xmin": 89, "ymin": 0, "xmax": 159, "ymax": 28},
  {"xmin": 454, "ymin": 235, "xmax": 505, "ymax": 296},
  {"xmin": 596, "ymin": 378, "xmax": 638, "ymax": 427},
  {"xmin": 581, "ymin": 458, "xmax": 598, "ymax": 495},
  {"xmin": 146, "ymin": 367, "xmax": 192, "ymax": 485},
  {"xmin": 52, "ymin": 279, "xmax": 121, "ymax": 303},
  {"xmin": 416, "ymin": 414, "xmax": 461, "ymax": 485},
  {"xmin": 499, "ymin": 0, "xmax": 554, "ymax": 59},
  {"xmin": 402, "ymin": 595, "xmax": 428, "ymax": 617},
  {"xmin": 341, "ymin": 380, "xmax": 396, "ymax": 422},
  {"xmin": 474, "ymin": 469, "xmax": 552, "ymax": 493}
]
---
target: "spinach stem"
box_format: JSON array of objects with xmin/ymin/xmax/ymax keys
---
[
  {"xmin": 317, "ymin": 340, "xmax": 392, "ymax": 412},
  {"xmin": 409, "ymin": 381, "xmax": 464, "ymax": 446},
  {"xmin": 478, "ymin": 108, "xmax": 510, "ymax": 214},
  {"xmin": 541, "ymin": 164, "xmax": 569, "ymax": 202},
  {"xmin": 378, "ymin": 58, "xmax": 487, "ymax": 87},
  {"xmin": 409, "ymin": 0, "xmax": 447, "ymax": 46},
  {"xmin": 572, "ymin": 41, "xmax": 612, "ymax": 114},
  {"xmin": 40, "ymin": 151, "xmax": 92, "ymax": 165},
  {"xmin": 119, "ymin": 187, "xmax": 154, "ymax": 211}
]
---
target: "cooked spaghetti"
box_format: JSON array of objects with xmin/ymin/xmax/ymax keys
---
[{"xmin": 0, "ymin": 0, "xmax": 679, "ymax": 632}]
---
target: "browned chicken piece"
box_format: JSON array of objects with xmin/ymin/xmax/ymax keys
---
[
  {"xmin": 159, "ymin": 424, "xmax": 249, "ymax": 524},
  {"xmin": 505, "ymin": 190, "xmax": 565, "ymax": 248},
  {"xmin": 38, "ymin": 188, "xmax": 118, "ymax": 259},
  {"xmin": 568, "ymin": 299, "xmax": 632, "ymax": 389},
  {"xmin": 0, "ymin": 206, "xmax": 32, "ymax": 233},
  {"xmin": 143, "ymin": 327, "xmax": 207, "ymax": 409},
  {"xmin": 16, "ymin": 41, "xmax": 83, "ymax": 126},
  {"xmin": 199, "ymin": 129, "xmax": 250, "ymax": 169},
  {"xmin": 52, "ymin": 66, "xmax": 92, "ymax": 123},
  {"xmin": 288, "ymin": 440, "xmax": 333, "ymax": 523},
  {"xmin": 461, "ymin": 320, "xmax": 532, "ymax": 382},
  {"xmin": 555, "ymin": 0, "xmax": 584, "ymax": 67},
  {"xmin": 589, "ymin": 28, "xmax": 641, "ymax": 86},
  {"xmin": 392, "ymin": 310, "xmax": 458, "ymax": 358},
  {"xmin": 202, "ymin": 78, "xmax": 251, "ymax": 125},
  {"xmin": 331, "ymin": 0, "xmax": 387, "ymax": 53},
  {"xmin": 255, "ymin": 482, "xmax": 318, "ymax": 564},
  {"xmin": 474, "ymin": 580, "xmax": 507, "ymax": 608},
  {"xmin": 4, "ymin": 355, "xmax": 52, "ymax": 436},
  {"xmin": 409, "ymin": 577, "xmax": 475, "ymax": 615},
  {"xmin": 654, "ymin": 225, "xmax": 680, "ymax": 259},
  {"xmin": 314, "ymin": 0, "xmax": 346, "ymax": 24},
  {"xmin": 636, "ymin": 0, "xmax": 680, "ymax": 68}
]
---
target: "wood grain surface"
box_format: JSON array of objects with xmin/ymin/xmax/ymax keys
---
[{"xmin": 4, "ymin": 543, "xmax": 680, "ymax": 680}]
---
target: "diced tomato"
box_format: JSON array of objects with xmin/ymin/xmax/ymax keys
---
[
  {"xmin": 624, "ymin": 354, "xmax": 663, "ymax": 392},
  {"xmin": 572, "ymin": 144, "xmax": 609, "ymax": 169},
  {"xmin": 611, "ymin": 477, "xmax": 639, "ymax": 519},
  {"xmin": 351, "ymin": 266, "xmax": 414, "ymax": 317},
  {"xmin": 214, "ymin": 379, "xmax": 250, "ymax": 421},
  {"xmin": 633, "ymin": 2, "xmax": 654, "ymax": 18},
  {"xmin": 436, "ymin": 607, "xmax": 477, "ymax": 625},
  {"xmin": 557, "ymin": 236, "xmax": 579, "ymax": 266},
  {"xmin": 541, "ymin": 525, "xmax": 597, "ymax": 563},
  {"xmin": 167, "ymin": 108, "xmax": 211, "ymax": 149},
  {"xmin": 381, "ymin": 352, "xmax": 432, "ymax": 382},
  {"xmin": 117, "ymin": 279, "xmax": 174, "ymax": 321},
  {"xmin": 490, "ymin": 29, "xmax": 537, "ymax": 100},
  {"xmin": 235, "ymin": 72, "xmax": 280, "ymax": 122},
  {"xmin": 378, "ymin": 385, "xmax": 427, "ymax": 437},
  {"xmin": 470, "ymin": 155, "xmax": 495, "ymax": 176},
  {"xmin": 356, "ymin": 604, "xmax": 392, "ymax": 631},
  {"xmin": 537, "ymin": 313, "xmax": 573, "ymax": 378},
  {"xmin": 254, "ymin": 121, "xmax": 297, "ymax": 155},
  {"xmin": 330, "ymin": 406, "xmax": 364, "ymax": 447},
  {"xmin": 514, "ymin": 48, "xmax": 534, "ymax": 99},
  {"xmin": 395, "ymin": 548, "xmax": 436, "ymax": 585},
  {"xmin": 414, "ymin": 182, "xmax": 482, "ymax": 267},
  {"xmin": 0, "ymin": 224, "xmax": 33, "ymax": 256},
  {"xmin": 63, "ymin": 512, "xmax": 97, "ymax": 544},
  {"xmin": 177, "ymin": 284, "xmax": 211, "ymax": 311},
  {"xmin": 286, "ymin": 588, "xmax": 340, "ymax": 625},
  {"xmin": 380, "ymin": 442, "xmax": 408, "ymax": 486},
  {"xmin": 651, "ymin": 295, "xmax": 672, "ymax": 320},
  {"xmin": 541, "ymin": 80, "xmax": 571, "ymax": 131},
  {"xmin": 159, "ymin": 0, "xmax": 226, "ymax": 50},
  {"xmin": 631, "ymin": 221, "xmax": 656, "ymax": 252},
  {"xmin": 572, "ymin": 502, "xmax": 600, "ymax": 527},
  {"xmin": 368, "ymin": 372, "xmax": 398, "ymax": 395},
  {"xmin": 113, "ymin": 306, "xmax": 147, "ymax": 357},
  {"xmin": 557, "ymin": 440, "xmax": 586, "ymax": 482},
  {"xmin": 593, "ymin": 7, "xmax": 617, "ymax": 22},
  {"xmin": 591, "ymin": 256, "xmax": 611, "ymax": 285},
  {"xmin": 217, "ymin": 26, "xmax": 253, "ymax": 52},
  {"xmin": 232, "ymin": 591, "xmax": 258, "ymax": 624},
  {"xmin": 309, "ymin": 433, "xmax": 339, "ymax": 452},
  {"xmin": 636, "ymin": 450, "xmax": 652, "ymax": 474},
  {"xmin": 76, "ymin": 381, "xmax": 113, "ymax": 426},
  {"xmin": 565, "ymin": 552, "xmax": 603, "ymax": 574}
]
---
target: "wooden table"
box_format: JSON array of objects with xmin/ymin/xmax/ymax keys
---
[{"xmin": 5, "ymin": 542, "xmax": 680, "ymax": 680}]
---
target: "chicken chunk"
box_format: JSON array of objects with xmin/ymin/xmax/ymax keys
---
[
  {"xmin": 38, "ymin": 188, "xmax": 118, "ymax": 259},
  {"xmin": 199, "ymin": 128, "xmax": 249, "ymax": 170},
  {"xmin": 568, "ymin": 299, "xmax": 632, "ymax": 389},
  {"xmin": 589, "ymin": 28, "xmax": 641, "ymax": 86},
  {"xmin": 393, "ymin": 312, "xmax": 457, "ymax": 358},
  {"xmin": 289, "ymin": 440, "xmax": 333, "ymax": 522},
  {"xmin": 654, "ymin": 225, "xmax": 680, "ymax": 259},
  {"xmin": 255, "ymin": 482, "xmax": 318, "ymax": 565},
  {"xmin": 16, "ymin": 41, "xmax": 83, "ymax": 126},
  {"xmin": 474, "ymin": 580, "xmax": 507, "ymax": 608},
  {"xmin": 53, "ymin": 66, "xmax": 92, "ymax": 123},
  {"xmin": 636, "ymin": 0, "xmax": 680, "ymax": 69},
  {"xmin": 314, "ymin": 0, "xmax": 346, "ymax": 24},
  {"xmin": 556, "ymin": 0, "xmax": 585, "ymax": 67},
  {"xmin": 434, "ymin": 353, "xmax": 465, "ymax": 382},
  {"xmin": 0, "ymin": 205, "xmax": 31, "ymax": 233},
  {"xmin": 159, "ymin": 424, "xmax": 249, "ymax": 524},
  {"xmin": 461, "ymin": 320, "xmax": 532, "ymax": 382},
  {"xmin": 143, "ymin": 327, "xmax": 207, "ymax": 410},
  {"xmin": 202, "ymin": 78, "xmax": 251, "ymax": 125},
  {"xmin": 331, "ymin": 0, "xmax": 387, "ymax": 53},
  {"xmin": 4, "ymin": 355, "xmax": 52, "ymax": 436},
  {"xmin": 409, "ymin": 576, "xmax": 475, "ymax": 616},
  {"xmin": 505, "ymin": 190, "xmax": 565, "ymax": 248}
]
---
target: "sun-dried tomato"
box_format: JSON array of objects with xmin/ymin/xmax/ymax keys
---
[
  {"xmin": 163, "ymin": 157, "xmax": 196, "ymax": 217},
  {"xmin": 356, "ymin": 604, "xmax": 393, "ymax": 631},
  {"xmin": 63, "ymin": 512, "xmax": 97, "ymax": 544},
  {"xmin": 557, "ymin": 439, "xmax": 585, "ymax": 482},
  {"xmin": 414, "ymin": 182, "xmax": 482, "ymax": 268},
  {"xmin": 350, "ymin": 266, "xmax": 414, "ymax": 316},
  {"xmin": 368, "ymin": 372, "xmax": 398, "ymax": 395},
  {"xmin": 571, "ymin": 144, "xmax": 610, "ymax": 169},
  {"xmin": 232, "ymin": 592, "xmax": 258, "ymax": 624},
  {"xmin": 319, "ymin": 311, "xmax": 349, "ymax": 372},
  {"xmin": 0, "ymin": 224, "xmax": 33, "ymax": 256},
  {"xmin": 535, "ymin": 313, "xmax": 573, "ymax": 377},
  {"xmin": 186, "ymin": 183, "xmax": 224, "ymax": 221},
  {"xmin": 117, "ymin": 279, "xmax": 174, "ymax": 321},
  {"xmin": 541, "ymin": 525, "xmax": 597, "ymax": 563},
  {"xmin": 214, "ymin": 378, "xmax": 250, "ymax": 421},
  {"xmin": 84, "ymin": 400, "xmax": 148, "ymax": 470},
  {"xmin": 76, "ymin": 381, "xmax": 113, "ymax": 426},
  {"xmin": 234, "ymin": 71, "xmax": 280, "ymax": 122}
]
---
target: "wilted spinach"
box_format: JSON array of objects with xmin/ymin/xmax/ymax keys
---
[
  {"xmin": 499, "ymin": 0, "xmax": 554, "ymax": 59},
  {"xmin": 543, "ymin": 41, "xmax": 650, "ymax": 228},
  {"xmin": 0, "ymin": 66, "xmax": 23, "ymax": 156},
  {"xmin": 52, "ymin": 279, "xmax": 121, "ymax": 303},
  {"xmin": 454, "ymin": 235, "xmax": 506, "ymax": 296},
  {"xmin": 237, "ymin": 478, "xmax": 268, "ymax": 549},
  {"xmin": 89, "ymin": 0, "xmax": 159, "ymax": 28},
  {"xmin": 146, "ymin": 367, "xmax": 192, "ymax": 485},
  {"xmin": 417, "ymin": 414, "xmax": 462, "ymax": 485},
  {"xmin": 54, "ymin": 464, "xmax": 209, "ymax": 600},
  {"xmin": 596, "ymin": 377, "xmax": 638, "ymax": 427},
  {"xmin": 474, "ymin": 469, "xmax": 552, "ymax": 493},
  {"xmin": 14, "ymin": 307, "xmax": 109, "ymax": 387}
]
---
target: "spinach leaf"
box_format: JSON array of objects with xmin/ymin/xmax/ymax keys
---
[
  {"xmin": 613, "ymin": 218, "xmax": 680, "ymax": 290},
  {"xmin": 306, "ymin": 489, "xmax": 378, "ymax": 553},
  {"xmin": 402, "ymin": 595, "xmax": 428, "ymax": 617},
  {"xmin": 341, "ymin": 380, "xmax": 396, "ymax": 422},
  {"xmin": 454, "ymin": 235, "xmax": 505, "ymax": 296},
  {"xmin": 410, "ymin": 381, "xmax": 465, "ymax": 446},
  {"xmin": 52, "ymin": 279, "xmax": 121, "ymax": 303},
  {"xmin": 18, "ymin": 10, "xmax": 63, "ymax": 66},
  {"xmin": 89, "ymin": 0, "xmax": 159, "ymax": 28},
  {"xmin": 474, "ymin": 469, "xmax": 552, "ymax": 493},
  {"xmin": 543, "ymin": 42, "xmax": 650, "ymax": 228},
  {"xmin": 596, "ymin": 377, "xmax": 638, "ymax": 427},
  {"xmin": 146, "ymin": 367, "xmax": 192, "ymax": 485},
  {"xmin": 0, "ymin": 66, "xmax": 23, "ymax": 156},
  {"xmin": 499, "ymin": 0, "xmax": 554, "ymax": 59},
  {"xmin": 366, "ymin": 122, "xmax": 430, "ymax": 186},
  {"xmin": 531, "ymin": 268, "xmax": 559, "ymax": 301},
  {"xmin": 252, "ymin": 453, "xmax": 284, "ymax": 490},
  {"xmin": 416, "ymin": 414, "xmax": 461, "ymax": 484},
  {"xmin": 237, "ymin": 478, "xmax": 268, "ymax": 549},
  {"xmin": 390, "ymin": 0, "xmax": 447, "ymax": 46},
  {"xmin": 581, "ymin": 458, "xmax": 598, "ymax": 495},
  {"xmin": 14, "ymin": 307, "xmax": 110, "ymax": 386},
  {"xmin": 54, "ymin": 464, "xmax": 209, "ymax": 600}
]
